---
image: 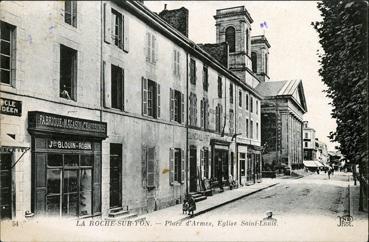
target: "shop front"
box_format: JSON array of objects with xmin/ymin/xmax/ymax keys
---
[
  {"xmin": 28, "ymin": 111, "xmax": 107, "ymax": 218},
  {"xmin": 210, "ymin": 139, "xmax": 230, "ymax": 184},
  {"xmin": 247, "ymin": 146, "xmax": 262, "ymax": 184}
]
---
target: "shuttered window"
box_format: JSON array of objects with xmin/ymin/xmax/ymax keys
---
[
  {"xmin": 146, "ymin": 32, "xmax": 157, "ymax": 64},
  {"xmin": 173, "ymin": 49, "xmax": 180, "ymax": 76},
  {"xmin": 218, "ymin": 76, "xmax": 222, "ymax": 98},
  {"xmin": 170, "ymin": 89, "xmax": 182, "ymax": 123},
  {"xmin": 229, "ymin": 84, "xmax": 233, "ymax": 104},
  {"xmin": 111, "ymin": 65, "xmax": 124, "ymax": 111},
  {"xmin": 246, "ymin": 93, "xmax": 249, "ymax": 110},
  {"xmin": 229, "ymin": 109, "xmax": 234, "ymax": 134},
  {"xmin": 203, "ymin": 66, "xmax": 208, "ymax": 91},
  {"xmin": 189, "ymin": 93, "xmax": 197, "ymax": 126},
  {"xmin": 0, "ymin": 21, "xmax": 16, "ymax": 86},
  {"xmin": 190, "ymin": 58, "xmax": 196, "ymax": 85},
  {"xmin": 169, "ymin": 148, "xmax": 184, "ymax": 185},
  {"xmin": 239, "ymin": 90, "xmax": 242, "ymax": 107},
  {"xmin": 146, "ymin": 147, "xmax": 155, "ymax": 188},
  {"xmin": 142, "ymin": 78, "xmax": 160, "ymax": 119}
]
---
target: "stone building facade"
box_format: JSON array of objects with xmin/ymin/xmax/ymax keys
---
[
  {"xmin": 0, "ymin": 1, "xmax": 263, "ymax": 220},
  {"xmin": 303, "ymin": 121, "xmax": 317, "ymax": 161}
]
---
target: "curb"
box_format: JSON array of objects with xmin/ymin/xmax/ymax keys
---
[{"xmin": 178, "ymin": 183, "xmax": 279, "ymax": 222}]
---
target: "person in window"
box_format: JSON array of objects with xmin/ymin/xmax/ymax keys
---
[{"xmin": 61, "ymin": 85, "xmax": 71, "ymax": 99}]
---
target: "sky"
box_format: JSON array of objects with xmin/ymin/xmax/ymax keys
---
[{"xmin": 146, "ymin": 1, "xmax": 338, "ymax": 151}]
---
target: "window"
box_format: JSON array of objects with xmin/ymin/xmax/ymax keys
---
[
  {"xmin": 60, "ymin": 45, "xmax": 77, "ymax": 100},
  {"xmin": 256, "ymin": 122, "xmax": 259, "ymax": 139},
  {"xmin": 112, "ymin": 10, "xmax": 123, "ymax": 49},
  {"xmin": 111, "ymin": 65, "xmax": 124, "ymax": 110},
  {"xmin": 229, "ymin": 109, "xmax": 234, "ymax": 134},
  {"xmin": 305, "ymin": 133, "xmax": 308, "ymax": 139},
  {"xmin": 190, "ymin": 58, "xmax": 196, "ymax": 85},
  {"xmin": 173, "ymin": 49, "xmax": 180, "ymax": 76},
  {"xmin": 246, "ymin": 118, "xmax": 249, "ymax": 138},
  {"xmin": 246, "ymin": 94, "xmax": 249, "ymax": 111},
  {"xmin": 250, "ymin": 120, "xmax": 254, "ymax": 139},
  {"xmin": 146, "ymin": 32, "xmax": 157, "ymax": 63},
  {"xmin": 239, "ymin": 90, "xmax": 242, "ymax": 107},
  {"xmin": 142, "ymin": 78, "xmax": 160, "ymax": 118},
  {"xmin": 265, "ymin": 53, "xmax": 268, "ymax": 75},
  {"xmin": 250, "ymin": 96, "xmax": 254, "ymax": 113},
  {"xmin": 65, "ymin": 1, "xmax": 77, "ymax": 27},
  {"xmin": 217, "ymin": 76, "xmax": 222, "ymax": 98},
  {"xmin": 215, "ymin": 104, "xmax": 222, "ymax": 133},
  {"xmin": 142, "ymin": 146, "xmax": 156, "ymax": 189},
  {"xmin": 0, "ymin": 21, "xmax": 16, "ymax": 85},
  {"xmin": 251, "ymin": 52, "xmax": 257, "ymax": 73},
  {"xmin": 189, "ymin": 93, "xmax": 197, "ymax": 126},
  {"xmin": 200, "ymin": 98, "xmax": 209, "ymax": 130},
  {"xmin": 203, "ymin": 66, "xmax": 208, "ymax": 91},
  {"xmin": 170, "ymin": 88, "xmax": 184, "ymax": 123},
  {"xmin": 256, "ymin": 100, "xmax": 259, "ymax": 114},
  {"xmin": 203, "ymin": 148, "xmax": 209, "ymax": 178},
  {"xmin": 229, "ymin": 84, "xmax": 233, "ymax": 104},
  {"xmin": 305, "ymin": 142, "xmax": 308, "ymax": 148},
  {"xmin": 169, "ymin": 148, "xmax": 184, "ymax": 184},
  {"xmin": 225, "ymin": 26, "xmax": 235, "ymax": 52},
  {"xmin": 246, "ymin": 28, "xmax": 249, "ymax": 54}
]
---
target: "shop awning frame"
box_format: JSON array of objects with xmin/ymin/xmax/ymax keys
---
[{"xmin": 1, "ymin": 133, "xmax": 30, "ymax": 169}]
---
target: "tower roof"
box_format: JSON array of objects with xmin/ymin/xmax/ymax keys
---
[
  {"xmin": 251, "ymin": 35, "xmax": 271, "ymax": 48},
  {"xmin": 214, "ymin": 6, "xmax": 253, "ymax": 24}
]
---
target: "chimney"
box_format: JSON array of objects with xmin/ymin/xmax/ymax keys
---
[
  {"xmin": 197, "ymin": 42, "xmax": 229, "ymax": 68},
  {"xmin": 159, "ymin": 7, "xmax": 189, "ymax": 37}
]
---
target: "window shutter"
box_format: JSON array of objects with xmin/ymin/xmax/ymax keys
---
[
  {"xmin": 181, "ymin": 93, "xmax": 185, "ymax": 124},
  {"xmin": 146, "ymin": 32, "xmax": 151, "ymax": 62},
  {"xmin": 169, "ymin": 148, "xmax": 174, "ymax": 185},
  {"xmin": 151, "ymin": 35, "xmax": 155, "ymax": 63},
  {"xmin": 170, "ymin": 88, "xmax": 174, "ymax": 121},
  {"xmin": 194, "ymin": 95, "xmax": 197, "ymax": 126},
  {"xmin": 181, "ymin": 149, "xmax": 185, "ymax": 184},
  {"xmin": 156, "ymin": 83, "xmax": 160, "ymax": 118},
  {"xmin": 154, "ymin": 35, "xmax": 158, "ymax": 63},
  {"xmin": 141, "ymin": 145, "xmax": 147, "ymax": 188},
  {"xmin": 147, "ymin": 147, "xmax": 155, "ymax": 188},
  {"xmin": 123, "ymin": 15, "xmax": 129, "ymax": 52},
  {"xmin": 34, "ymin": 153, "xmax": 46, "ymax": 215},
  {"xmin": 206, "ymin": 100, "xmax": 209, "ymax": 129},
  {"xmin": 104, "ymin": 63, "xmax": 111, "ymax": 108},
  {"xmin": 121, "ymin": 68, "xmax": 125, "ymax": 110},
  {"xmin": 103, "ymin": 3, "xmax": 111, "ymax": 43},
  {"xmin": 200, "ymin": 100, "xmax": 204, "ymax": 129},
  {"xmin": 93, "ymin": 148, "xmax": 102, "ymax": 214},
  {"xmin": 10, "ymin": 30, "xmax": 16, "ymax": 87},
  {"xmin": 200, "ymin": 149, "xmax": 204, "ymax": 179},
  {"xmin": 173, "ymin": 50, "xmax": 176, "ymax": 75},
  {"xmin": 142, "ymin": 77, "xmax": 148, "ymax": 115}
]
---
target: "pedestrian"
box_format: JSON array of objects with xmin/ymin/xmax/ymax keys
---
[
  {"xmin": 331, "ymin": 167, "xmax": 334, "ymax": 176},
  {"xmin": 327, "ymin": 169, "xmax": 331, "ymax": 179},
  {"xmin": 316, "ymin": 169, "xmax": 320, "ymax": 174}
]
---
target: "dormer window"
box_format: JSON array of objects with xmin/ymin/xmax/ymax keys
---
[{"xmin": 225, "ymin": 26, "xmax": 235, "ymax": 52}]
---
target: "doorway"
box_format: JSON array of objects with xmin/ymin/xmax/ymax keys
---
[
  {"xmin": 189, "ymin": 146, "xmax": 197, "ymax": 192},
  {"xmin": 110, "ymin": 144, "xmax": 122, "ymax": 208},
  {"xmin": 214, "ymin": 149, "xmax": 229, "ymax": 180},
  {"xmin": 0, "ymin": 153, "xmax": 12, "ymax": 219}
]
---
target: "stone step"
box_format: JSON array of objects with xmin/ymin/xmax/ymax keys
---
[
  {"xmin": 194, "ymin": 195, "xmax": 207, "ymax": 202},
  {"xmin": 106, "ymin": 212, "xmax": 138, "ymax": 221},
  {"xmin": 108, "ymin": 209, "xmax": 129, "ymax": 218}
]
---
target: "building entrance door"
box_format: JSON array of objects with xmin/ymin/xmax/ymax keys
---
[
  {"xmin": 0, "ymin": 153, "xmax": 12, "ymax": 219},
  {"xmin": 214, "ymin": 149, "xmax": 228, "ymax": 181},
  {"xmin": 110, "ymin": 144, "xmax": 122, "ymax": 208},
  {"xmin": 189, "ymin": 147, "xmax": 197, "ymax": 192}
]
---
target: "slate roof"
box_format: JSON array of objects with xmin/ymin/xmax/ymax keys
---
[{"xmin": 256, "ymin": 79, "xmax": 308, "ymax": 113}]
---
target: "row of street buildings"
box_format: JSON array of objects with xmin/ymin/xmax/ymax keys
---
[{"xmin": 0, "ymin": 1, "xmax": 307, "ymax": 219}]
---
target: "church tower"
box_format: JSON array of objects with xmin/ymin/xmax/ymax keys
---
[
  {"xmin": 214, "ymin": 6, "xmax": 253, "ymax": 83},
  {"xmin": 251, "ymin": 35, "xmax": 271, "ymax": 82}
]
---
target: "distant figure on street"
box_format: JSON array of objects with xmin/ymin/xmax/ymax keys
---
[
  {"xmin": 263, "ymin": 211, "xmax": 277, "ymax": 222},
  {"xmin": 331, "ymin": 167, "xmax": 335, "ymax": 176},
  {"xmin": 316, "ymin": 169, "xmax": 320, "ymax": 174},
  {"xmin": 327, "ymin": 169, "xmax": 331, "ymax": 179}
]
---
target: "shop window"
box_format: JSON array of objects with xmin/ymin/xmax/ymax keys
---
[
  {"xmin": 240, "ymin": 153, "xmax": 246, "ymax": 176},
  {"xmin": 190, "ymin": 58, "xmax": 196, "ymax": 85},
  {"xmin": 142, "ymin": 78, "xmax": 160, "ymax": 118},
  {"xmin": 170, "ymin": 88, "xmax": 184, "ymax": 123},
  {"xmin": 0, "ymin": 21, "xmax": 16, "ymax": 86},
  {"xmin": 65, "ymin": 1, "xmax": 77, "ymax": 27},
  {"xmin": 203, "ymin": 66, "xmax": 208, "ymax": 91},
  {"xmin": 225, "ymin": 26, "xmax": 235, "ymax": 52},
  {"xmin": 111, "ymin": 9, "xmax": 123, "ymax": 49},
  {"xmin": 111, "ymin": 65, "xmax": 124, "ymax": 110},
  {"xmin": 60, "ymin": 44, "xmax": 77, "ymax": 101},
  {"xmin": 44, "ymin": 153, "xmax": 94, "ymax": 217}
]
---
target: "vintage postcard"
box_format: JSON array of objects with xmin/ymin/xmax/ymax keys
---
[{"xmin": 0, "ymin": 1, "xmax": 368, "ymax": 241}]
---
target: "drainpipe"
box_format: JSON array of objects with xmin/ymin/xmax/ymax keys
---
[
  {"xmin": 100, "ymin": 1, "xmax": 104, "ymax": 122},
  {"xmin": 185, "ymin": 51, "xmax": 189, "ymax": 195}
]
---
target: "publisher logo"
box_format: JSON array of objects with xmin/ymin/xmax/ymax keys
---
[{"xmin": 337, "ymin": 215, "xmax": 353, "ymax": 227}]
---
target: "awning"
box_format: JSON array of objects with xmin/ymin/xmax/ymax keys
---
[
  {"xmin": 0, "ymin": 133, "xmax": 29, "ymax": 152},
  {"xmin": 303, "ymin": 160, "xmax": 317, "ymax": 167}
]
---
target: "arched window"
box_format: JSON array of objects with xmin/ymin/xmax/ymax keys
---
[
  {"xmin": 251, "ymin": 52, "xmax": 257, "ymax": 73},
  {"xmin": 225, "ymin": 26, "xmax": 236, "ymax": 52}
]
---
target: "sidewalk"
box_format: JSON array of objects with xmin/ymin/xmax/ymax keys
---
[{"xmin": 134, "ymin": 178, "xmax": 280, "ymax": 223}]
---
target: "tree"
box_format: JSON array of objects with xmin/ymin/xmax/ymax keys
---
[{"xmin": 312, "ymin": 0, "xmax": 368, "ymax": 211}]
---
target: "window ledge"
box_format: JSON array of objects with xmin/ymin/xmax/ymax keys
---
[{"xmin": 171, "ymin": 181, "xmax": 182, "ymax": 186}]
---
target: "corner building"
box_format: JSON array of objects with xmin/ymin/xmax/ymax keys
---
[{"xmin": 0, "ymin": 1, "xmax": 263, "ymax": 219}]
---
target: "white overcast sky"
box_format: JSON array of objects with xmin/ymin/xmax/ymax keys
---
[{"xmin": 146, "ymin": 1, "xmax": 338, "ymax": 151}]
